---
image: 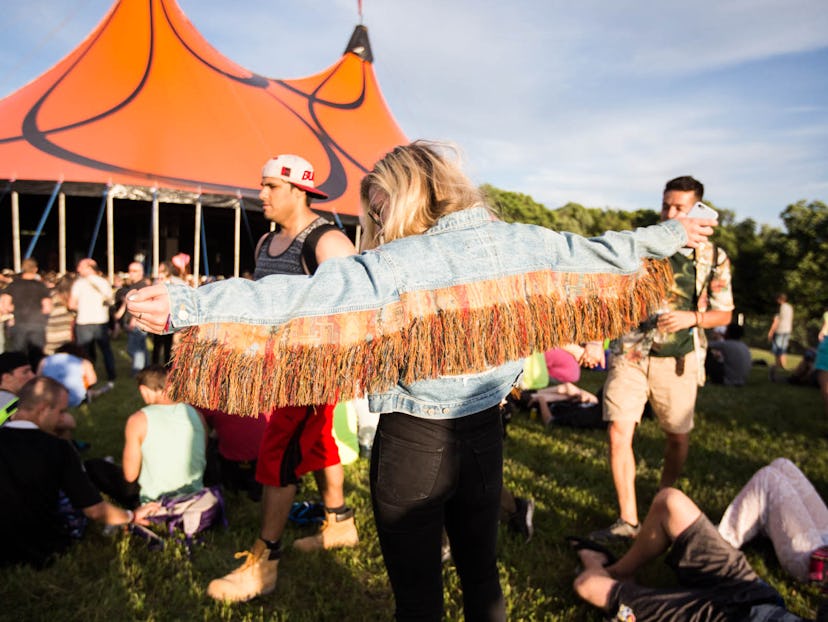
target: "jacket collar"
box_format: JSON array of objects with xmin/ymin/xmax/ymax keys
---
[{"xmin": 424, "ymin": 206, "xmax": 496, "ymax": 235}]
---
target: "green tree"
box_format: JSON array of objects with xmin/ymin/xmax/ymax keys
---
[
  {"xmin": 481, "ymin": 184, "xmax": 555, "ymax": 228},
  {"xmin": 778, "ymin": 200, "xmax": 828, "ymax": 324},
  {"xmin": 478, "ymin": 182, "xmax": 825, "ymax": 343}
]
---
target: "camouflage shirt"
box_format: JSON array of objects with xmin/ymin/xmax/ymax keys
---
[{"xmin": 611, "ymin": 242, "xmax": 734, "ymax": 362}]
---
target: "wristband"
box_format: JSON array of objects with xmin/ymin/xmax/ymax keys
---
[
  {"xmin": 695, "ymin": 311, "xmax": 703, "ymax": 327},
  {"xmin": 124, "ymin": 509, "xmax": 135, "ymax": 524}
]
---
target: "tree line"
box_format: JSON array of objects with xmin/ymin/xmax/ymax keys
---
[{"xmin": 483, "ymin": 184, "xmax": 828, "ymax": 351}]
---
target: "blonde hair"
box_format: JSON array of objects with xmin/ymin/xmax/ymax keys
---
[{"xmin": 359, "ymin": 141, "xmax": 491, "ymax": 250}]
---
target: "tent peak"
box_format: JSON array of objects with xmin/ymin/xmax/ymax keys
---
[{"xmin": 345, "ymin": 25, "xmax": 373, "ymax": 62}]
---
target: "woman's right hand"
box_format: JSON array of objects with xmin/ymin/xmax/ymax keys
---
[
  {"xmin": 126, "ymin": 285, "xmax": 172, "ymax": 334},
  {"xmin": 675, "ymin": 217, "xmax": 716, "ymax": 248}
]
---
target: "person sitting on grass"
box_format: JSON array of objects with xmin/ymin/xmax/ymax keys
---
[
  {"xmin": 0, "ymin": 350, "xmax": 35, "ymax": 409},
  {"xmin": 570, "ymin": 487, "xmax": 805, "ymax": 622},
  {"xmin": 788, "ymin": 347, "xmax": 819, "ymax": 387},
  {"xmin": 85, "ymin": 364, "xmax": 207, "ymax": 509},
  {"xmin": 706, "ymin": 323, "xmax": 752, "ymax": 386},
  {"xmin": 37, "ymin": 342, "xmax": 98, "ymax": 407},
  {"xmin": 0, "ymin": 376, "xmax": 158, "ymax": 569},
  {"xmin": 1, "ymin": 350, "xmax": 76, "ymax": 439}
]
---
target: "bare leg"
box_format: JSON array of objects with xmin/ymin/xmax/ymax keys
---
[
  {"xmin": 537, "ymin": 399, "xmax": 554, "ymax": 425},
  {"xmin": 313, "ymin": 463, "xmax": 345, "ymax": 509},
  {"xmin": 659, "ymin": 432, "xmax": 689, "ymax": 489},
  {"xmin": 608, "ymin": 488, "xmax": 701, "ymax": 581},
  {"xmin": 574, "ymin": 488, "xmax": 700, "ymax": 606},
  {"xmin": 608, "ymin": 420, "xmax": 639, "ymax": 526},
  {"xmin": 260, "ymin": 483, "xmax": 297, "ymax": 541}
]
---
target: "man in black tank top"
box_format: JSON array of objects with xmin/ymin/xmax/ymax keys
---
[{"xmin": 207, "ymin": 155, "xmax": 359, "ymax": 603}]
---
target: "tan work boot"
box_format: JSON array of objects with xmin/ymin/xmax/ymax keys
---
[
  {"xmin": 206, "ymin": 539, "xmax": 279, "ymax": 602},
  {"xmin": 293, "ymin": 508, "xmax": 359, "ymax": 552}
]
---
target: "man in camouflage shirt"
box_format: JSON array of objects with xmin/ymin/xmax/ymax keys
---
[{"xmin": 592, "ymin": 176, "xmax": 733, "ymax": 541}]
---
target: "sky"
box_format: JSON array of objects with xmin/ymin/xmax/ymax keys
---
[{"xmin": 1, "ymin": 0, "xmax": 827, "ymax": 228}]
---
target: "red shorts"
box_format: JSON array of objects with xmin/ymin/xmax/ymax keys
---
[{"xmin": 255, "ymin": 403, "xmax": 341, "ymax": 487}]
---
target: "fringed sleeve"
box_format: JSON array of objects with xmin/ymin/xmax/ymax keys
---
[{"xmin": 168, "ymin": 258, "xmax": 672, "ymax": 415}]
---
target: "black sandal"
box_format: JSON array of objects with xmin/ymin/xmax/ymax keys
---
[{"xmin": 565, "ymin": 535, "xmax": 617, "ymax": 566}]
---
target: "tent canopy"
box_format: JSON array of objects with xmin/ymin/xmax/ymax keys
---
[{"xmin": 0, "ymin": 0, "xmax": 407, "ymax": 215}]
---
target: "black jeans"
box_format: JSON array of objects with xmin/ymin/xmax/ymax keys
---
[
  {"xmin": 151, "ymin": 333, "xmax": 173, "ymax": 367},
  {"xmin": 370, "ymin": 407, "xmax": 505, "ymax": 622}
]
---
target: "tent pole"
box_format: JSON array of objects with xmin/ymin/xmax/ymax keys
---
[
  {"xmin": 11, "ymin": 190, "xmax": 20, "ymax": 273},
  {"xmin": 24, "ymin": 181, "xmax": 62, "ymax": 259},
  {"xmin": 234, "ymin": 200, "xmax": 241, "ymax": 278},
  {"xmin": 239, "ymin": 197, "xmax": 255, "ymax": 251},
  {"xmin": 58, "ymin": 193, "xmax": 66, "ymax": 275},
  {"xmin": 200, "ymin": 209, "xmax": 210, "ymax": 277},
  {"xmin": 152, "ymin": 189, "xmax": 159, "ymax": 278},
  {"xmin": 88, "ymin": 191, "xmax": 107, "ymax": 259},
  {"xmin": 193, "ymin": 197, "xmax": 202, "ymax": 285},
  {"xmin": 106, "ymin": 189, "xmax": 114, "ymax": 281}
]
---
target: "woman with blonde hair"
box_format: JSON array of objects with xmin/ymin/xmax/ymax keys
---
[{"xmin": 127, "ymin": 140, "xmax": 715, "ymax": 620}]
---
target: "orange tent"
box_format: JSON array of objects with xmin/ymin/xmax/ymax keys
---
[{"xmin": 0, "ymin": 0, "xmax": 407, "ymax": 274}]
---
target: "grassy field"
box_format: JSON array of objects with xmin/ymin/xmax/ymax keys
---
[{"xmin": 2, "ymin": 340, "xmax": 826, "ymax": 621}]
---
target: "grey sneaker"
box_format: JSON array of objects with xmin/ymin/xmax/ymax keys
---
[{"xmin": 588, "ymin": 518, "xmax": 640, "ymax": 542}]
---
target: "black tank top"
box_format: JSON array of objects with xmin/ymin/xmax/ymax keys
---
[{"xmin": 253, "ymin": 217, "xmax": 331, "ymax": 280}]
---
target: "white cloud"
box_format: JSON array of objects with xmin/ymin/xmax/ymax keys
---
[{"xmin": 0, "ymin": 0, "xmax": 825, "ymax": 227}]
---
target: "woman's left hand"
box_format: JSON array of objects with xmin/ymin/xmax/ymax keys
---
[{"xmin": 126, "ymin": 285, "xmax": 172, "ymax": 334}]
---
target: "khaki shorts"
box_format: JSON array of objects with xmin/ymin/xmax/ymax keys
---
[{"xmin": 603, "ymin": 351, "xmax": 697, "ymax": 434}]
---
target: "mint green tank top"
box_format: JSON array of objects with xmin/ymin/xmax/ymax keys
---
[{"xmin": 138, "ymin": 403, "xmax": 206, "ymax": 502}]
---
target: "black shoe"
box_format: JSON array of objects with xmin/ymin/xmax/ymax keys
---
[{"xmin": 508, "ymin": 497, "xmax": 535, "ymax": 542}]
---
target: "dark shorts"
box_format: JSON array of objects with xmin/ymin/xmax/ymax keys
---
[
  {"xmin": 255, "ymin": 403, "xmax": 341, "ymax": 487},
  {"xmin": 608, "ymin": 515, "xmax": 783, "ymax": 622}
]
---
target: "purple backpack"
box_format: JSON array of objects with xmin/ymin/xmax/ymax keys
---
[{"xmin": 132, "ymin": 486, "xmax": 226, "ymax": 549}]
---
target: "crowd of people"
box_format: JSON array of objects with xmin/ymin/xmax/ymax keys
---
[{"xmin": 1, "ymin": 142, "xmax": 826, "ymax": 621}]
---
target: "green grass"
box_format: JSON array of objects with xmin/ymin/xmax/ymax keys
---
[{"xmin": 2, "ymin": 342, "xmax": 825, "ymax": 621}]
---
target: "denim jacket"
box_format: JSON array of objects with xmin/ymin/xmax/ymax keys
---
[{"xmin": 165, "ymin": 207, "xmax": 686, "ymax": 419}]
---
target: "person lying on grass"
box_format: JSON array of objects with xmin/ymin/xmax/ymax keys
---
[
  {"xmin": 528, "ymin": 382, "xmax": 599, "ymax": 426},
  {"xmin": 570, "ymin": 487, "xmax": 805, "ymax": 622}
]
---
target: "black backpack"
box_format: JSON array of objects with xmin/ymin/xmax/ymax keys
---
[{"xmin": 300, "ymin": 223, "xmax": 342, "ymax": 275}]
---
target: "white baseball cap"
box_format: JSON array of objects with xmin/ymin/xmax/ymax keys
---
[{"xmin": 261, "ymin": 154, "xmax": 328, "ymax": 199}]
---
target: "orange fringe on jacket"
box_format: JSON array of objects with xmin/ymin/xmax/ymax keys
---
[{"xmin": 168, "ymin": 259, "xmax": 672, "ymax": 415}]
